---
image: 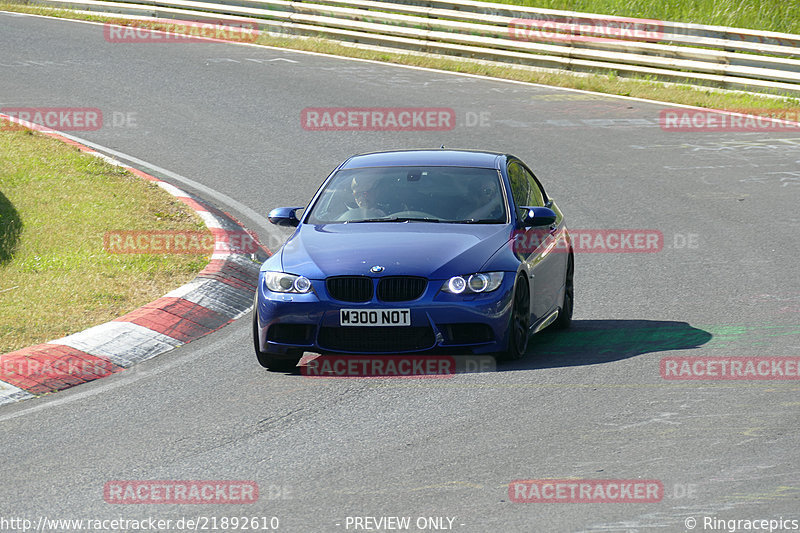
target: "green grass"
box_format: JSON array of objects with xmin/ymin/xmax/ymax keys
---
[
  {"xmin": 0, "ymin": 128, "xmax": 210, "ymax": 354},
  {"xmin": 474, "ymin": 0, "xmax": 800, "ymax": 35}
]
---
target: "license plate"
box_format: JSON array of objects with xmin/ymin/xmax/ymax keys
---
[{"xmin": 340, "ymin": 309, "xmax": 411, "ymax": 326}]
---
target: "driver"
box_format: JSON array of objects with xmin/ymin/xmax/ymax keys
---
[{"xmin": 338, "ymin": 175, "xmax": 387, "ymax": 221}]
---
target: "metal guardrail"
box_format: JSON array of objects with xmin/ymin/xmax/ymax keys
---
[{"xmin": 30, "ymin": 0, "xmax": 800, "ymax": 95}]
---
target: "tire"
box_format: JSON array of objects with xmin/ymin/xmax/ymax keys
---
[
  {"xmin": 499, "ymin": 275, "xmax": 530, "ymax": 361},
  {"xmin": 252, "ymin": 312, "xmax": 301, "ymax": 371},
  {"xmin": 553, "ymin": 252, "xmax": 574, "ymax": 330}
]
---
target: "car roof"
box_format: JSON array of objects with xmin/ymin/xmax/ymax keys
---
[{"xmin": 339, "ymin": 150, "xmax": 506, "ymax": 170}]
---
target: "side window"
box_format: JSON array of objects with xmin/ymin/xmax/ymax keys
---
[
  {"xmin": 520, "ymin": 166, "xmax": 545, "ymax": 207},
  {"xmin": 507, "ymin": 162, "xmax": 529, "ymax": 218}
]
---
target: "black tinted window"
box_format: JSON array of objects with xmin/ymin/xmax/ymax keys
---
[{"xmin": 507, "ymin": 162, "xmax": 530, "ymax": 218}]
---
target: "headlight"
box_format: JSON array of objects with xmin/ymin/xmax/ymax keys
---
[
  {"xmin": 441, "ymin": 272, "xmax": 504, "ymax": 294},
  {"xmin": 262, "ymin": 271, "xmax": 313, "ymax": 293}
]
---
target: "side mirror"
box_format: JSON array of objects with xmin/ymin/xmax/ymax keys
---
[
  {"xmin": 520, "ymin": 206, "xmax": 556, "ymax": 227},
  {"xmin": 268, "ymin": 207, "xmax": 303, "ymax": 227}
]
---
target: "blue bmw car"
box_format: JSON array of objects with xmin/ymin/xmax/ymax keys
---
[{"xmin": 253, "ymin": 149, "xmax": 573, "ymax": 370}]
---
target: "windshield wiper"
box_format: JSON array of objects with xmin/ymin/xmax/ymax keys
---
[
  {"xmin": 449, "ymin": 218, "xmax": 501, "ymax": 224},
  {"xmin": 347, "ymin": 217, "xmax": 440, "ymax": 223}
]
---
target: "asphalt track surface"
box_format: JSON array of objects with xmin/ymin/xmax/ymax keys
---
[{"xmin": 1, "ymin": 12, "xmax": 798, "ymax": 533}]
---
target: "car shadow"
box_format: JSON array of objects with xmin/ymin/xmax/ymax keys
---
[
  {"xmin": 500, "ymin": 319, "xmax": 713, "ymax": 371},
  {"xmin": 283, "ymin": 320, "xmax": 712, "ymax": 376},
  {"xmin": 0, "ymin": 190, "xmax": 22, "ymax": 265}
]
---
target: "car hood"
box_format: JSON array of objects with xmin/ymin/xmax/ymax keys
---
[{"xmin": 279, "ymin": 223, "xmax": 511, "ymax": 279}]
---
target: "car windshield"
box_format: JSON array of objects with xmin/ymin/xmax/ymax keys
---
[{"xmin": 305, "ymin": 166, "xmax": 507, "ymax": 224}]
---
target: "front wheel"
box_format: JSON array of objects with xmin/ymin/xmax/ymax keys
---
[
  {"xmin": 499, "ymin": 275, "xmax": 530, "ymax": 361},
  {"xmin": 252, "ymin": 312, "xmax": 301, "ymax": 371}
]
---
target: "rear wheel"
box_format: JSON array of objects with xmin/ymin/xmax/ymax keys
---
[
  {"xmin": 553, "ymin": 252, "xmax": 574, "ymax": 330},
  {"xmin": 499, "ymin": 275, "xmax": 530, "ymax": 361},
  {"xmin": 252, "ymin": 312, "xmax": 301, "ymax": 371}
]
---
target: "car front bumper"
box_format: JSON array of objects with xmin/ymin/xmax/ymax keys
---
[{"xmin": 254, "ymin": 273, "xmax": 516, "ymax": 355}]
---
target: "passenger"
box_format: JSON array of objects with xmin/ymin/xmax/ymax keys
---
[{"xmin": 460, "ymin": 177, "xmax": 504, "ymax": 221}]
